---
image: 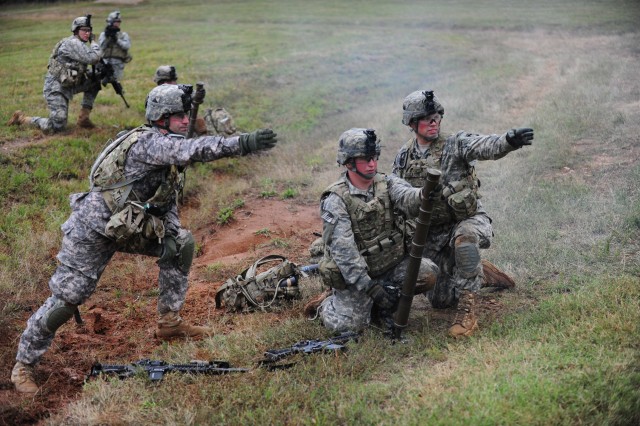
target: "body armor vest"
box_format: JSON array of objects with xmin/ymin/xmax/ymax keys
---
[
  {"xmin": 323, "ymin": 174, "xmax": 404, "ymax": 277},
  {"xmin": 90, "ymin": 126, "xmax": 184, "ymax": 214},
  {"xmin": 396, "ymin": 136, "xmax": 480, "ymax": 226},
  {"xmin": 103, "ymin": 39, "xmax": 131, "ymax": 61},
  {"xmin": 47, "ymin": 37, "xmax": 89, "ymax": 87}
]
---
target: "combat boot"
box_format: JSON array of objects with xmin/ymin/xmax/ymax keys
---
[
  {"xmin": 155, "ymin": 311, "xmax": 214, "ymax": 340},
  {"xmin": 449, "ymin": 290, "xmax": 478, "ymax": 338},
  {"xmin": 77, "ymin": 107, "xmax": 95, "ymax": 129},
  {"xmin": 7, "ymin": 110, "xmax": 32, "ymax": 126},
  {"xmin": 11, "ymin": 361, "xmax": 39, "ymax": 394},
  {"xmin": 481, "ymin": 259, "xmax": 515, "ymax": 289}
]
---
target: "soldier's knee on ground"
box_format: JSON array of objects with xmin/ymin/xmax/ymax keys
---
[
  {"xmin": 454, "ymin": 235, "xmax": 481, "ymax": 279},
  {"xmin": 415, "ymin": 259, "xmax": 438, "ymax": 294},
  {"xmin": 41, "ymin": 299, "xmax": 77, "ymax": 334},
  {"xmin": 50, "ymin": 108, "xmax": 68, "ymax": 132}
]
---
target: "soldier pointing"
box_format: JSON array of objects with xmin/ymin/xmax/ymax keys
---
[
  {"xmin": 392, "ymin": 89, "xmax": 534, "ymax": 338},
  {"xmin": 11, "ymin": 84, "xmax": 277, "ymax": 394}
]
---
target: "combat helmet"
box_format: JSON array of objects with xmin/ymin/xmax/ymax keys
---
[
  {"xmin": 401, "ymin": 90, "xmax": 445, "ymax": 125},
  {"xmin": 154, "ymin": 65, "xmax": 178, "ymax": 84},
  {"xmin": 336, "ymin": 128, "xmax": 381, "ymax": 165},
  {"xmin": 145, "ymin": 84, "xmax": 192, "ymax": 122},
  {"xmin": 71, "ymin": 16, "xmax": 92, "ymax": 33},
  {"xmin": 106, "ymin": 11, "xmax": 121, "ymax": 25}
]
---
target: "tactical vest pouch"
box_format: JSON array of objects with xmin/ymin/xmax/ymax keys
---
[
  {"xmin": 104, "ymin": 202, "xmax": 165, "ymax": 242},
  {"xmin": 318, "ymin": 257, "xmax": 347, "ymax": 290},
  {"xmin": 215, "ymin": 255, "xmax": 301, "ymax": 312},
  {"xmin": 447, "ymin": 188, "xmax": 478, "ymax": 221}
]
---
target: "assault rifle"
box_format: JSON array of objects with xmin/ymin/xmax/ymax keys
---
[
  {"xmin": 95, "ymin": 59, "xmax": 130, "ymax": 108},
  {"xmin": 89, "ymin": 359, "xmax": 248, "ymax": 381},
  {"xmin": 259, "ymin": 331, "xmax": 358, "ymax": 369}
]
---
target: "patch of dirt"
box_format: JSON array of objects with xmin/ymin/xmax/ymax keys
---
[{"xmin": 0, "ymin": 195, "xmax": 321, "ymax": 425}]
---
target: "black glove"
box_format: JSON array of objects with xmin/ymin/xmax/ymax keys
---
[
  {"xmin": 105, "ymin": 26, "xmax": 120, "ymax": 39},
  {"xmin": 506, "ymin": 127, "xmax": 534, "ymax": 149},
  {"xmin": 158, "ymin": 235, "xmax": 177, "ymax": 265},
  {"xmin": 366, "ymin": 284, "xmax": 394, "ymax": 310},
  {"xmin": 239, "ymin": 128, "xmax": 278, "ymax": 155}
]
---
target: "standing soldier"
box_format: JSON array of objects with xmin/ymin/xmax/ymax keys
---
[
  {"xmin": 7, "ymin": 16, "xmax": 102, "ymax": 132},
  {"xmin": 391, "ymin": 89, "xmax": 534, "ymax": 338},
  {"xmin": 99, "ymin": 10, "xmax": 132, "ymax": 82},
  {"xmin": 10, "ymin": 84, "xmax": 278, "ymax": 394},
  {"xmin": 317, "ymin": 128, "xmax": 438, "ymax": 332}
]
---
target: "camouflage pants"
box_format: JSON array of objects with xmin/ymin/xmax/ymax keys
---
[
  {"xmin": 31, "ymin": 76, "xmax": 101, "ymax": 132},
  {"xmin": 319, "ymin": 256, "xmax": 438, "ymax": 332},
  {"xmin": 15, "ymin": 214, "xmax": 192, "ymax": 365},
  {"xmin": 425, "ymin": 213, "xmax": 493, "ymax": 308}
]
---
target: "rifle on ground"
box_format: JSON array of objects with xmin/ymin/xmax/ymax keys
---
[
  {"xmin": 95, "ymin": 59, "xmax": 130, "ymax": 108},
  {"xmin": 258, "ymin": 331, "xmax": 358, "ymax": 370},
  {"xmin": 89, "ymin": 359, "xmax": 248, "ymax": 381},
  {"xmin": 187, "ymin": 82, "xmax": 205, "ymax": 138},
  {"xmin": 393, "ymin": 169, "xmax": 441, "ymax": 340}
]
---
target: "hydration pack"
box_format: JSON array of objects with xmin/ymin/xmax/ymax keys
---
[{"xmin": 215, "ymin": 255, "xmax": 302, "ymax": 312}]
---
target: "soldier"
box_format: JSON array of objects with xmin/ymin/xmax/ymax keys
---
[
  {"xmin": 98, "ymin": 10, "xmax": 132, "ymax": 82},
  {"xmin": 391, "ymin": 89, "xmax": 534, "ymax": 338},
  {"xmin": 7, "ymin": 16, "xmax": 103, "ymax": 132},
  {"xmin": 10, "ymin": 84, "xmax": 278, "ymax": 394},
  {"xmin": 152, "ymin": 65, "xmax": 237, "ymax": 137},
  {"xmin": 153, "ymin": 64, "xmax": 178, "ymax": 85},
  {"xmin": 317, "ymin": 128, "xmax": 438, "ymax": 333}
]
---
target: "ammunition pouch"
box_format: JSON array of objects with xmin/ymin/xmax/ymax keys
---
[
  {"xmin": 359, "ymin": 231, "xmax": 405, "ymax": 277},
  {"xmin": 447, "ymin": 188, "xmax": 478, "ymax": 221},
  {"xmin": 318, "ymin": 256, "xmax": 347, "ymax": 290},
  {"xmin": 215, "ymin": 255, "xmax": 302, "ymax": 312},
  {"xmin": 105, "ymin": 202, "xmax": 165, "ymax": 243}
]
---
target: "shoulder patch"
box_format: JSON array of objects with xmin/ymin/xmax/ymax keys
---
[{"xmin": 321, "ymin": 210, "xmax": 336, "ymax": 224}]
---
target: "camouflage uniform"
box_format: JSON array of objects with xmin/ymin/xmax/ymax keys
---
[
  {"xmin": 98, "ymin": 11, "xmax": 131, "ymax": 81},
  {"xmin": 30, "ymin": 35, "xmax": 102, "ymax": 132},
  {"xmin": 392, "ymin": 131, "xmax": 515, "ymax": 308},
  {"xmin": 15, "ymin": 126, "xmax": 243, "ymax": 366},
  {"xmin": 318, "ymin": 173, "xmax": 438, "ymax": 332}
]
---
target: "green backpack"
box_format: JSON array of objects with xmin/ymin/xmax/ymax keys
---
[{"xmin": 215, "ymin": 255, "xmax": 302, "ymax": 312}]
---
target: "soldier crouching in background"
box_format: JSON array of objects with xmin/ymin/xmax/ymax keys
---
[
  {"xmin": 153, "ymin": 64, "xmax": 238, "ymax": 137},
  {"xmin": 11, "ymin": 84, "xmax": 278, "ymax": 394},
  {"xmin": 8, "ymin": 16, "xmax": 103, "ymax": 132}
]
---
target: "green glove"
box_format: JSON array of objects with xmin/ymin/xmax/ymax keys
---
[
  {"xmin": 158, "ymin": 235, "xmax": 177, "ymax": 265},
  {"xmin": 239, "ymin": 128, "xmax": 278, "ymax": 155},
  {"xmin": 366, "ymin": 284, "xmax": 394, "ymax": 310}
]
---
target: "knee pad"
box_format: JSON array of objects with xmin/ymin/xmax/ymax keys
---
[
  {"xmin": 455, "ymin": 241, "xmax": 481, "ymax": 279},
  {"xmin": 177, "ymin": 232, "xmax": 195, "ymax": 273},
  {"xmin": 42, "ymin": 299, "xmax": 77, "ymax": 334}
]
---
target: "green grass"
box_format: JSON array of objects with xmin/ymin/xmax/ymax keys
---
[{"xmin": 1, "ymin": 0, "xmax": 639, "ymax": 424}]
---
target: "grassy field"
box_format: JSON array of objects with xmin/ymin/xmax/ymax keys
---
[{"xmin": 1, "ymin": 0, "xmax": 639, "ymax": 424}]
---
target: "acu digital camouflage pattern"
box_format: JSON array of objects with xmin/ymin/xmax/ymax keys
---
[
  {"xmin": 99, "ymin": 26, "xmax": 131, "ymax": 80},
  {"xmin": 318, "ymin": 172, "xmax": 438, "ymax": 332},
  {"xmin": 16, "ymin": 126, "xmax": 243, "ymax": 366},
  {"xmin": 31, "ymin": 35, "xmax": 102, "ymax": 132},
  {"xmin": 391, "ymin": 130, "xmax": 516, "ymax": 308}
]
